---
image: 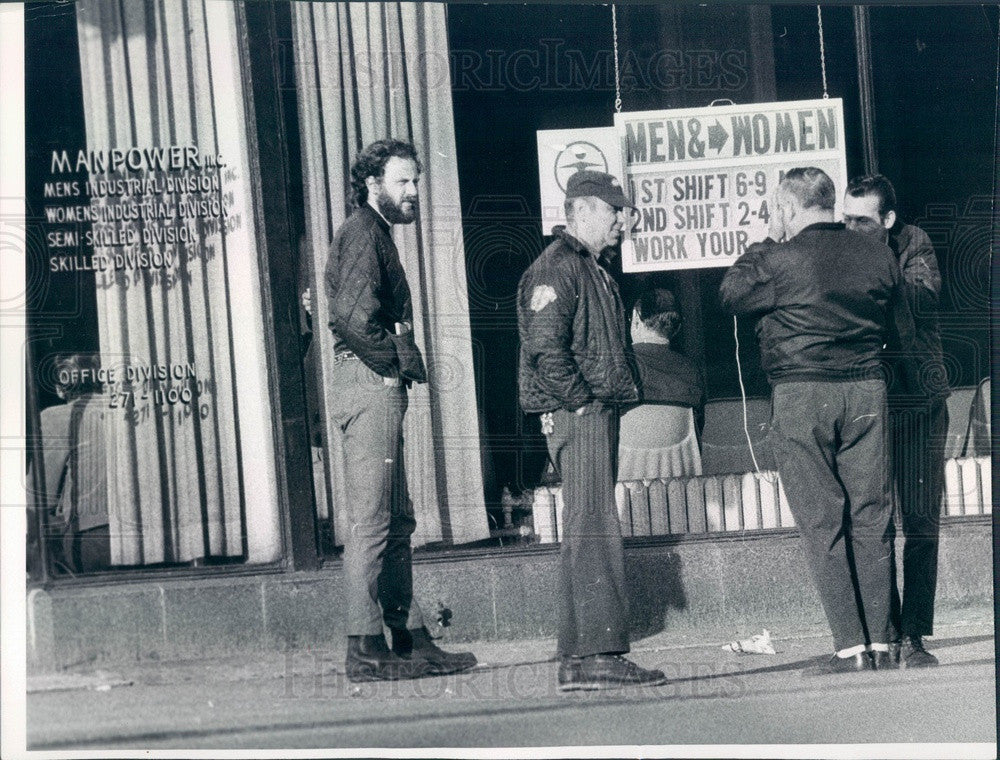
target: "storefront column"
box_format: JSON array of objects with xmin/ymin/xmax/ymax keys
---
[{"xmin": 240, "ymin": 2, "xmax": 320, "ymax": 570}]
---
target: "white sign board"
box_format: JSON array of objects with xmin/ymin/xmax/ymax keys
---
[
  {"xmin": 614, "ymin": 98, "xmax": 847, "ymax": 273},
  {"xmin": 536, "ymin": 127, "xmax": 622, "ymax": 235}
]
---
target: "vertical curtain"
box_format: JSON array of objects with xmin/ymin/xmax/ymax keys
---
[
  {"xmin": 292, "ymin": 2, "xmax": 488, "ymax": 546},
  {"xmin": 75, "ymin": 0, "xmax": 281, "ymax": 565}
]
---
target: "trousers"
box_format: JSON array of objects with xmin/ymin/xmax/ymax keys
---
[
  {"xmin": 888, "ymin": 398, "xmax": 949, "ymax": 638},
  {"xmin": 770, "ymin": 380, "xmax": 893, "ymax": 652},
  {"xmin": 328, "ymin": 359, "xmax": 424, "ymax": 636},
  {"xmin": 546, "ymin": 405, "xmax": 629, "ymax": 657}
]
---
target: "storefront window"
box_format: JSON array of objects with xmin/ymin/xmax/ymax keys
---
[
  {"xmin": 27, "ymin": 0, "xmax": 281, "ymax": 577},
  {"xmin": 25, "ymin": 2, "xmax": 993, "ymax": 571}
]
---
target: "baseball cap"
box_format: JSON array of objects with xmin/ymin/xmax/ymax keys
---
[{"xmin": 565, "ymin": 170, "xmax": 635, "ymax": 209}]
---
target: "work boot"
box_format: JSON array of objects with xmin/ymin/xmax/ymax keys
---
[
  {"xmin": 345, "ymin": 634, "xmax": 433, "ymax": 682},
  {"xmin": 557, "ymin": 654, "xmax": 668, "ymax": 691},
  {"xmin": 391, "ymin": 626, "xmax": 478, "ymax": 675},
  {"xmin": 801, "ymin": 652, "xmax": 874, "ymax": 676},
  {"xmin": 901, "ymin": 635, "xmax": 939, "ymax": 668}
]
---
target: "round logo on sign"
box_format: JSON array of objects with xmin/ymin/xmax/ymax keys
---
[{"xmin": 554, "ymin": 141, "xmax": 609, "ymax": 192}]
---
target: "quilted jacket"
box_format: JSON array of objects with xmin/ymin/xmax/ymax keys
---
[{"xmin": 324, "ymin": 205, "xmax": 426, "ymax": 383}]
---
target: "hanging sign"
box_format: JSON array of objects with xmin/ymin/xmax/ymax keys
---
[
  {"xmin": 614, "ymin": 98, "xmax": 847, "ymax": 273},
  {"xmin": 536, "ymin": 127, "xmax": 622, "ymax": 235}
]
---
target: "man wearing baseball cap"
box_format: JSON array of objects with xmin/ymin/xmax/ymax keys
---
[{"xmin": 517, "ymin": 170, "xmax": 668, "ymax": 690}]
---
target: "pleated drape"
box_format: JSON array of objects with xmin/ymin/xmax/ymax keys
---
[
  {"xmin": 292, "ymin": 2, "xmax": 488, "ymax": 546},
  {"xmin": 75, "ymin": 0, "xmax": 280, "ymax": 565}
]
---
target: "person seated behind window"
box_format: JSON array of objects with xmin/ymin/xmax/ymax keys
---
[
  {"xmin": 629, "ymin": 289, "xmax": 705, "ymax": 422},
  {"xmin": 618, "ymin": 289, "xmax": 706, "ymax": 481},
  {"xmin": 38, "ymin": 354, "xmax": 110, "ymax": 574}
]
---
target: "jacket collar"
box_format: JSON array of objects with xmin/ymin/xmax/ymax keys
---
[
  {"xmin": 554, "ymin": 226, "xmax": 617, "ymax": 267},
  {"xmin": 886, "ymin": 222, "xmax": 905, "ymax": 257},
  {"xmin": 799, "ymin": 221, "xmax": 844, "ymax": 234},
  {"xmin": 554, "ymin": 225, "xmax": 590, "ymax": 255},
  {"xmin": 358, "ymin": 202, "xmax": 391, "ymax": 235}
]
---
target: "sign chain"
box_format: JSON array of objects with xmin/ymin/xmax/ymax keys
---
[
  {"xmin": 817, "ymin": 5, "xmax": 830, "ymax": 99},
  {"xmin": 612, "ymin": 4, "xmax": 622, "ymax": 113}
]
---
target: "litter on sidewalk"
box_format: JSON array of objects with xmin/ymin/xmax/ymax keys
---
[{"xmin": 722, "ymin": 629, "xmax": 776, "ymax": 655}]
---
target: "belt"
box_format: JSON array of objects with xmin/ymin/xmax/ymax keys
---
[{"xmin": 333, "ymin": 350, "xmax": 358, "ymax": 363}]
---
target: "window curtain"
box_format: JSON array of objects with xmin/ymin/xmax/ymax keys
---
[
  {"xmin": 292, "ymin": 2, "xmax": 489, "ymax": 546},
  {"xmin": 74, "ymin": 0, "xmax": 281, "ymax": 565}
]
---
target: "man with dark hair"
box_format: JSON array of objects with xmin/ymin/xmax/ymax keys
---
[
  {"xmin": 348, "ymin": 138, "xmax": 422, "ymax": 210},
  {"xmin": 720, "ymin": 167, "xmax": 917, "ymax": 675},
  {"xmin": 518, "ymin": 170, "xmax": 668, "ymax": 691},
  {"xmin": 845, "ymin": 174, "xmax": 949, "ymax": 668},
  {"xmin": 325, "ymin": 139, "xmax": 475, "ymax": 682}
]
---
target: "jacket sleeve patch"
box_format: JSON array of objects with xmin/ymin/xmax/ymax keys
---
[{"xmin": 530, "ymin": 284, "xmax": 558, "ymax": 312}]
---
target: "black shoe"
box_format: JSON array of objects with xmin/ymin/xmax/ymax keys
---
[
  {"xmin": 345, "ymin": 634, "xmax": 433, "ymax": 682},
  {"xmin": 870, "ymin": 649, "xmax": 899, "ymax": 671},
  {"xmin": 802, "ymin": 652, "xmax": 874, "ymax": 676},
  {"xmin": 901, "ymin": 635, "xmax": 939, "ymax": 668},
  {"xmin": 557, "ymin": 654, "xmax": 669, "ymax": 691},
  {"xmin": 391, "ymin": 626, "xmax": 478, "ymax": 675}
]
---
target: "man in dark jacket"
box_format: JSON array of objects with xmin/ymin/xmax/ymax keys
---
[
  {"xmin": 844, "ymin": 174, "xmax": 950, "ymax": 668},
  {"xmin": 325, "ymin": 139, "xmax": 475, "ymax": 682},
  {"xmin": 518, "ymin": 170, "xmax": 667, "ymax": 691},
  {"xmin": 720, "ymin": 167, "xmax": 917, "ymax": 676}
]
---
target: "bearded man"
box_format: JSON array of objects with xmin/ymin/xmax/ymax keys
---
[{"xmin": 325, "ymin": 139, "xmax": 476, "ymax": 682}]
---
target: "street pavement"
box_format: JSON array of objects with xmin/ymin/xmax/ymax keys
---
[{"xmin": 26, "ymin": 608, "xmax": 996, "ymax": 752}]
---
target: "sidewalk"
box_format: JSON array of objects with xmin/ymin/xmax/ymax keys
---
[{"xmin": 26, "ymin": 605, "xmax": 996, "ymax": 751}]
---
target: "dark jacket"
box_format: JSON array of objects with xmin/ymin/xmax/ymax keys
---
[
  {"xmin": 631, "ymin": 343, "xmax": 705, "ymax": 410},
  {"xmin": 886, "ymin": 223, "xmax": 949, "ymax": 401},
  {"xmin": 324, "ymin": 205, "xmax": 426, "ymax": 382},
  {"xmin": 517, "ymin": 228, "xmax": 638, "ymax": 413},
  {"xmin": 719, "ymin": 222, "xmax": 916, "ymax": 386}
]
